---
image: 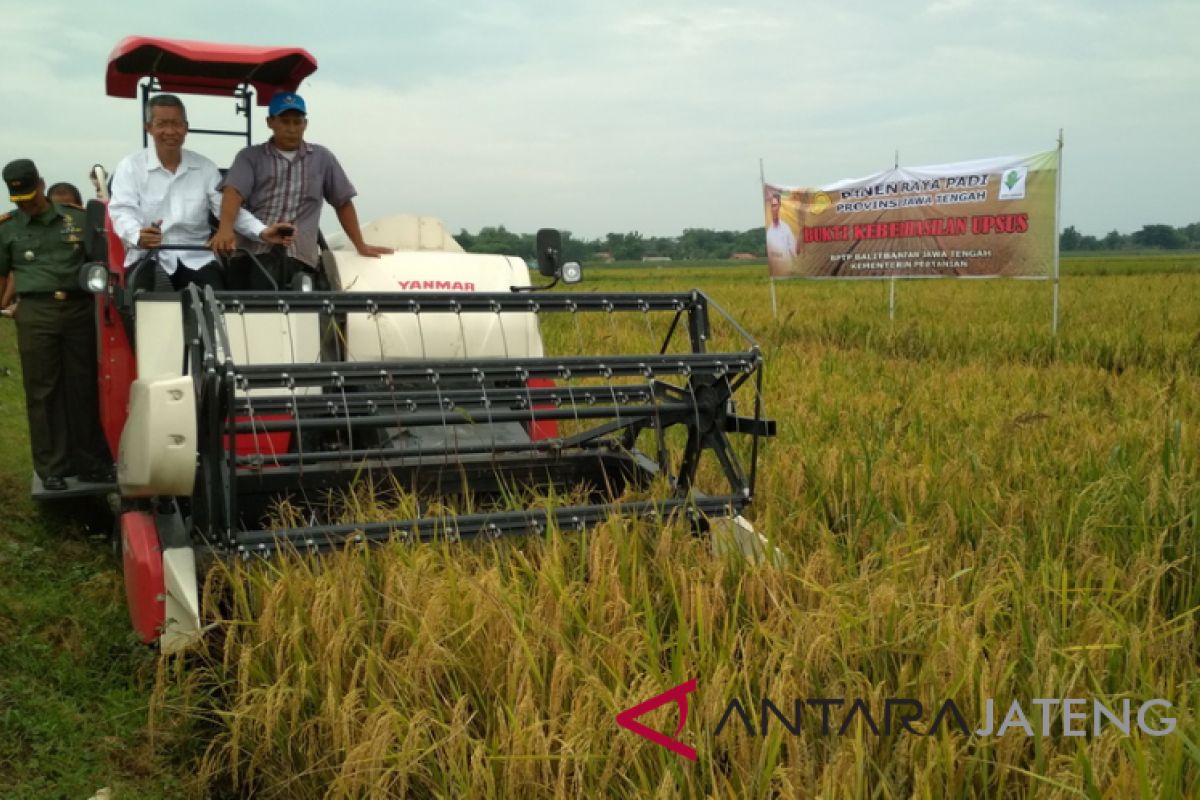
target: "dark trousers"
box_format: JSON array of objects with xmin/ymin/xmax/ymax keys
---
[
  {"xmin": 228, "ymin": 250, "xmax": 325, "ymax": 292},
  {"xmin": 15, "ymin": 295, "xmax": 111, "ymax": 479},
  {"xmin": 153, "ymin": 260, "xmax": 226, "ymax": 292}
]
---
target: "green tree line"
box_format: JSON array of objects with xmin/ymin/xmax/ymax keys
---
[
  {"xmin": 1060, "ymin": 222, "xmax": 1200, "ymax": 252},
  {"xmin": 454, "ymin": 226, "xmax": 767, "ymax": 262},
  {"xmin": 453, "ymin": 221, "xmax": 1200, "ymax": 262}
]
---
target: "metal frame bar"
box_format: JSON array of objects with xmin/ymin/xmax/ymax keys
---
[
  {"xmin": 214, "ymin": 290, "xmax": 704, "ymax": 316},
  {"xmin": 233, "ymin": 352, "xmax": 759, "ymax": 388},
  {"xmin": 230, "ymin": 384, "xmax": 660, "ymax": 413},
  {"xmin": 140, "ymin": 78, "xmax": 253, "ymax": 149},
  {"xmin": 233, "ymin": 495, "xmax": 747, "ymax": 556}
]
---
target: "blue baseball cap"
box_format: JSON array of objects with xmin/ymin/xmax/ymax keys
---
[{"xmin": 268, "ymin": 91, "xmax": 307, "ymax": 117}]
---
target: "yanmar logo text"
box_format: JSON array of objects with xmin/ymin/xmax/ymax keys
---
[
  {"xmin": 616, "ymin": 679, "xmax": 1176, "ymax": 761},
  {"xmin": 396, "ymin": 280, "xmax": 477, "ymax": 291}
]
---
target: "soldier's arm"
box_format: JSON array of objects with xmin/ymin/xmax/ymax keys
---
[{"xmin": 0, "ymin": 217, "xmax": 12, "ymax": 313}]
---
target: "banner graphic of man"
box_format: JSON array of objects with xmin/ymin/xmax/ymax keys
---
[{"xmin": 765, "ymin": 190, "xmax": 799, "ymax": 273}]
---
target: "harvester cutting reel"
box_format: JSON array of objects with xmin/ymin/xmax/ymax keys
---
[{"xmin": 115, "ymin": 242, "xmax": 776, "ymax": 651}]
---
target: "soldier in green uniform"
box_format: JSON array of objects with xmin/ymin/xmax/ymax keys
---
[{"xmin": 0, "ymin": 159, "xmax": 112, "ymax": 491}]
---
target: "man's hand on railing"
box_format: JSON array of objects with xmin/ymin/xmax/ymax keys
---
[
  {"xmin": 209, "ymin": 222, "xmax": 295, "ymax": 256},
  {"xmin": 207, "ymin": 226, "xmax": 237, "ymax": 256},
  {"xmin": 136, "ymin": 220, "xmax": 162, "ymax": 249}
]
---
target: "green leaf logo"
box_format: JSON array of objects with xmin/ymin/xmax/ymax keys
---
[{"xmin": 1004, "ymin": 170, "xmax": 1021, "ymax": 190}]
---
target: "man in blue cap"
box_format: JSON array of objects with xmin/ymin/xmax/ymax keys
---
[{"xmin": 212, "ymin": 91, "xmax": 392, "ymax": 289}]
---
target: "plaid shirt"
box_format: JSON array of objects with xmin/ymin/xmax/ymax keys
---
[{"xmin": 220, "ymin": 140, "xmax": 356, "ymax": 267}]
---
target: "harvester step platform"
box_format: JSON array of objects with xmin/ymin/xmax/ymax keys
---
[{"xmin": 31, "ymin": 473, "xmax": 118, "ymax": 500}]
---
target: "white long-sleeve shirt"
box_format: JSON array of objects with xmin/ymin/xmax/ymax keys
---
[{"xmin": 108, "ymin": 147, "xmax": 266, "ymax": 273}]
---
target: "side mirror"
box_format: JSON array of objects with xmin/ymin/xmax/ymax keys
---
[
  {"xmin": 561, "ymin": 261, "xmax": 583, "ymax": 284},
  {"xmin": 535, "ymin": 228, "xmax": 562, "ymax": 278},
  {"xmin": 84, "ymin": 199, "xmax": 108, "ymax": 263}
]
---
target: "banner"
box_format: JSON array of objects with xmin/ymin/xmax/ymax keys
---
[{"xmin": 764, "ymin": 150, "xmax": 1058, "ymax": 278}]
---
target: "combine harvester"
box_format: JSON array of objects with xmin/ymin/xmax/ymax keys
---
[{"xmin": 68, "ymin": 37, "xmax": 775, "ymax": 652}]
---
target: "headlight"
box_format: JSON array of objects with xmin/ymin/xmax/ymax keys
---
[
  {"xmin": 79, "ymin": 262, "xmax": 110, "ymax": 293},
  {"xmin": 561, "ymin": 261, "xmax": 583, "ymax": 284}
]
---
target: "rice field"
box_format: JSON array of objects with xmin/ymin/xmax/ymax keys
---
[{"xmin": 5, "ymin": 257, "xmax": 1196, "ymax": 797}]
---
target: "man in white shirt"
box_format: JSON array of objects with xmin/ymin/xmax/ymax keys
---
[
  {"xmin": 109, "ymin": 94, "xmax": 292, "ymax": 290},
  {"xmin": 765, "ymin": 191, "xmax": 799, "ymax": 274}
]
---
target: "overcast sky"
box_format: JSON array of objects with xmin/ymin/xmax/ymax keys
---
[{"xmin": 2, "ymin": 1, "xmax": 1195, "ymax": 239}]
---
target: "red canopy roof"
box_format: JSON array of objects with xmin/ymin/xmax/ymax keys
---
[{"xmin": 106, "ymin": 36, "xmax": 318, "ymax": 104}]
